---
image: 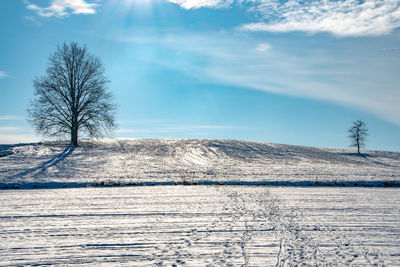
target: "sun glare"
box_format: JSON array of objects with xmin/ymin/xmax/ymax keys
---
[
  {"xmin": 118, "ymin": 0, "xmax": 162, "ymax": 9},
  {"xmin": 107, "ymin": 0, "xmax": 164, "ymax": 17}
]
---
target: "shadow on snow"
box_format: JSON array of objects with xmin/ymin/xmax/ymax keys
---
[{"xmin": 5, "ymin": 145, "xmax": 75, "ymax": 180}]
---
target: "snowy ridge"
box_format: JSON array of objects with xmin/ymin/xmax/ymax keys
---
[{"xmin": 1, "ymin": 138, "xmax": 400, "ymax": 189}]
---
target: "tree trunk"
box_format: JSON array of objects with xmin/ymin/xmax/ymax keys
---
[{"xmin": 71, "ymin": 127, "xmax": 78, "ymax": 147}]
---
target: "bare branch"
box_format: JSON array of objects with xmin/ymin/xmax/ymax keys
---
[
  {"xmin": 348, "ymin": 120, "xmax": 368, "ymax": 154},
  {"xmin": 28, "ymin": 42, "xmax": 117, "ymax": 146}
]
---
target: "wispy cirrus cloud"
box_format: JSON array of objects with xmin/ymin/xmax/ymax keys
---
[
  {"xmin": 0, "ymin": 126, "xmax": 23, "ymax": 132},
  {"xmin": 0, "ymin": 126, "xmax": 40, "ymax": 144},
  {"xmin": 241, "ymin": 0, "xmax": 400, "ymax": 37},
  {"xmin": 25, "ymin": 0, "xmax": 98, "ymax": 18},
  {"xmin": 115, "ymin": 31, "xmax": 400, "ymax": 125},
  {"xmin": 168, "ymin": 0, "xmax": 233, "ymax": 9},
  {"xmin": 0, "ymin": 134, "xmax": 40, "ymax": 144},
  {"xmin": 116, "ymin": 122, "xmax": 235, "ymax": 135},
  {"xmin": 255, "ymin": 43, "xmax": 271, "ymax": 52},
  {"xmin": 0, "ymin": 71, "xmax": 8, "ymax": 78},
  {"xmin": 0, "ymin": 115, "xmax": 35, "ymax": 144},
  {"xmin": 169, "ymin": 0, "xmax": 400, "ymax": 37},
  {"xmin": 0, "ymin": 115, "xmax": 22, "ymax": 120},
  {"xmin": 25, "ymin": 0, "xmax": 400, "ymax": 36}
]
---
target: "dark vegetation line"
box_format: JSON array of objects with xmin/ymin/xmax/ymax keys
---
[{"xmin": 1, "ymin": 180, "xmax": 399, "ymax": 190}]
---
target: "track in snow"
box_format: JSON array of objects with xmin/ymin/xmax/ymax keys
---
[{"xmin": 0, "ymin": 186, "xmax": 399, "ymax": 266}]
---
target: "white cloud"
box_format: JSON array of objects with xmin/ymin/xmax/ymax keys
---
[
  {"xmin": 240, "ymin": 0, "xmax": 400, "ymax": 37},
  {"xmin": 0, "ymin": 127, "xmax": 23, "ymax": 132},
  {"xmin": 167, "ymin": 0, "xmax": 233, "ymax": 9},
  {"xmin": 26, "ymin": 1, "xmax": 400, "ymax": 36},
  {"xmin": 0, "ymin": 71, "xmax": 8, "ymax": 78},
  {"xmin": 25, "ymin": 0, "xmax": 98, "ymax": 18},
  {"xmin": 0, "ymin": 125, "xmax": 40, "ymax": 144},
  {"xmin": 169, "ymin": 0, "xmax": 400, "ymax": 37},
  {"xmin": 122, "ymin": 31, "xmax": 400, "ymax": 126},
  {"xmin": 0, "ymin": 134, "xmax": 40, "ymax": 144},
  {"xmin": 0, "ymin": 115, "xmax": 22, "ymax": 120},
  {"xmin": 255, "ymin": 43, "xmax": 271, "ymax": 52}
]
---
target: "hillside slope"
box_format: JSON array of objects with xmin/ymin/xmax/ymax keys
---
[{"xmin": 1, "ymin": 138, "xmax": 400, "ymax": 188}]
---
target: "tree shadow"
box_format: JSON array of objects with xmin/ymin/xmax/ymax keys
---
[
  {"xmin": 342, "ymin": 152, "xmax": 371, "ymax": 158},
  {"xmin": 342, "ymin": 152, "xmax": 396, "ymax": 167},
  {"xmin": 8, "ymin": 145, "xmax": 75, "ymax": 179}
]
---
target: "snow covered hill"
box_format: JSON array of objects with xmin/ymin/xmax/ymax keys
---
[
  {"xmin": 2, "ymin": 139, "xmax": 399, "ymax": 265},
  {"xmin": 1, "ymin": 138, "xmax": 399, "ymax": 189}
]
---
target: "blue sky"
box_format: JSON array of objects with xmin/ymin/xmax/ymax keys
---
[{"xmin": 0, "ymin": 0, "xmax": 400, "ymax": 151}]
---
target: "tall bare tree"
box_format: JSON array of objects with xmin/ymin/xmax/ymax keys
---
[
  {"xmin": 348, "ymin": 119, "xmax": 368, "ymax": 154},
  {"xmin": 28, "ymin": 42, "xmax": 116, "ymax": 146}
]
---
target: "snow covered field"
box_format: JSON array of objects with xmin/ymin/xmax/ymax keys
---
[
  {"xmin": 0, "ymin": 186, "xmax": 399, "ymax": 266},
  {"xmin": 1, "ymin": 138, "xmax": 399, "ymax": 188},
  {"xmin": 1, "ymin": 138, "xmax": 399, "ymax": 265}
]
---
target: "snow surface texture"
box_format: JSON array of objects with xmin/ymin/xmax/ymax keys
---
[
  {"xmin": 1, "ymin": 138, "xmax": 399, "ymax": 188},
  {"xmin": 1, "ymin": 139, "xmax": 399, "ymax": 265},
  {"xmin": 0, "ymin": 186, "xmax": 399, "ymax": 265}
]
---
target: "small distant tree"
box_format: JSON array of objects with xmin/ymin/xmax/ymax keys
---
[
  {"xmin": 28, "ymin": 42, "xmax": 117, "ymax": 146},
  {"xmin": 348, "ymin": 119, "xmax": 368, "ymax": 154}
]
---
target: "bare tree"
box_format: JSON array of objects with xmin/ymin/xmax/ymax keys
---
[
  {"xmin": 348, "ymin": 119, "xmax": 368, "ymax": 154},
  {"xmin": 28, "ymin": 42, "xmax": 117, "ymax": 146}
]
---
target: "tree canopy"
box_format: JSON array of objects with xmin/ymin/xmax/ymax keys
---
[{"xmin": 28, "ymin": 42, "xmax": 117, "ymax": 146}]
